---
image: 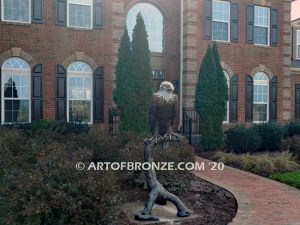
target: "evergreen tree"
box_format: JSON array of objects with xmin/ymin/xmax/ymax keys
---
[
  {"xmin": 113, "ymin": 27, "xmax": 135, "ymax": 131},
  {"xmin": 211, "ymin": 42, "xmax": 229, "ymax": 147},
  {"xmin": 195, "ymin": 44, "xmax": 227, "ymax": 150},
  {"xmin": 130, "ymin": 13, "xmax": 154, "ymax": 133}
]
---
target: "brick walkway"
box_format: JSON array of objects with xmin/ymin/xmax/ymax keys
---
[{"xmin": 194, "ymin": 157, "xmax": 300, "ymax": 225}]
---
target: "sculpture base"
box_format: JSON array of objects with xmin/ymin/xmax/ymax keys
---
[{"xmin": 121, "ymin": 201, "xmax": 200, "ymax": 224}]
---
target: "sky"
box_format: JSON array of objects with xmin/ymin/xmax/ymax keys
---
[{"xmin": 292, "ymin": 0, "xmax": 300, "ymax": 20}]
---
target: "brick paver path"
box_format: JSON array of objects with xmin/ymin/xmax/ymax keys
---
[{"xmin": 194, "ymin": 157, "xmax": 300, "ymax": 225}]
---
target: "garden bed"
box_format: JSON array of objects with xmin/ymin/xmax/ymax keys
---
[
  {"xmin": 0, "ymin": 122, "xmax": 237, "ymax": 225},
  {"xmin": 118, "ymin": 174, "xmax": 237, "ymax": 225}
]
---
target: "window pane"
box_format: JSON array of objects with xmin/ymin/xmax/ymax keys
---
[
  {"xmin": 254, "ymin": 26, "xmax": 268, "ymax": 45},
  {"xmin": 298, "ymin": 45, "xmax": 300, "ymax": 59},
  {"xmin": 254, "ymin": 6, "xmax": 269, "ymax": 27},
  {"xmin": 69, "ymin": 100, "xmax": 91, "ymax": 123},
  {"xmin": 253, "ymin": 104, "xmax": 267, "ymax": 122},
  {"xmin": 212, "ymin": 21, "xmax": 228, "ymax": 41},
  {"xmin": 3, "ymin": 0, "xmax": 29, "ymax": 23},
  {"xmin": 69, "ymin": 4, "xmax": 91, "ymax": 28},
  {"xmin": 254, "ymin": 85, "xmax": 268, "ymax": 103},
  {"xmin": 212, "ymin": 0, "xmax": 230, "ymax": 22},
  {"xmin": 126, "ymin": 3, "xmax": 164, "ymax": 53},
  {"xmin": 4, "ymin": 100, "xmax": 29, "ymax": 123}
]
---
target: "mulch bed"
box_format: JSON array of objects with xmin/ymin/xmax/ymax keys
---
[{"xmin": 117, "ymin": 173, "xmax": 237, "ymax": 225}]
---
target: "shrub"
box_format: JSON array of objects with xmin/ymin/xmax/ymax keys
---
[
  {"xmin": 254, "ymin": 123, "xmax": 286, "ymax": 152},
  {"xmin": 225, "ymin": 125, "xmax": 261, "ymax": 153},
  {"xmin": 213, "ymin": 151, "xmax": 299, "ymax": 177},
  {"xmin": 0, "ymin": 120, "xmax": 90, "ymax": 135},
  {"xmin": 250, "ymin": 155, "xmax": 275, "ymax": 177},
  {"xmin": 0, "ymin": 129, "xmax": 120, "ymax": 225},
  {"xmin": 273, "ymin": 151, "xmax": 299, "ymax": 173},
  {"xmin": 287, "ymin": 120, "xmax": 300, "ymax": 137},
  {"xmin": 282, "ymin": 135, "xmax": 300, "ymax": 161}
]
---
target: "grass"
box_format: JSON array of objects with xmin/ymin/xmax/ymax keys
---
[{"xmin": 271, "ymin": 171, "xmax": 300, "ymax": 189}]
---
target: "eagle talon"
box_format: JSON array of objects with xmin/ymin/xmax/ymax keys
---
[
  {"xmin": 163, "ymin": 131, "xmax": 184, "ymax": 142},
  {"xmin": 150, "ymin": 135, "xmax": 164, "ymax": 144}
]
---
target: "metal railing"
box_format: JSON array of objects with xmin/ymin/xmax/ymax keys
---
[
  {"xmin": 182, "ymin": 108, "xmax": 200, "ymax": 144},
  {"xmin": 108, "ymin": 108, "xmax": 120, "ymax": 134}
]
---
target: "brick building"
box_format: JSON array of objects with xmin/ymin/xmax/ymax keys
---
[{"xmin": 0, "ymin": 0, "xmax": 295, "ymax": 130}]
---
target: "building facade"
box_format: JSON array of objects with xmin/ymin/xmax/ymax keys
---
[{"xmin": 0, "ymin": 0, "xmax": 295, "ymax": 130}]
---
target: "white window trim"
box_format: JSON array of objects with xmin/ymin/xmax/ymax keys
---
[
  {"xmin": 67, "ymin": 70, "xmax": 93, "ymax": 125},
  {"xmin": 253, "ymin": 79, "xmax": 269, "ymax": 123},
  {"xmin": 1, "ymin": 0, "xmax": 31, "ymax": 24},
  {"xmin": 297, "ymin": 30, "xmax": 300, "ymax": 60},
  {"xmin": 212, "ymin": 0, "xmax": 230, "ymax": 43},
  {"xmin": 254, "ymin": 6, "xmax": 270, "ymax": 47},
  {"xmin": 67, "ymin": 0, "xmax": 93, "ymax": 29},
  {"xmin": 1, "ymin": 66, "xmax": 31, "ymax": 124},
  {"xmin": 223, "ymin": 71, "xmax": 230, "ymax": 123},
  {"xmin": 126, "ymin": 3, "xmax": 164, "ymax": 53}
]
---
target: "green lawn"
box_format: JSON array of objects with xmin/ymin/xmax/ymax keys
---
[{"xmin": 271, "ymin": 171, "xmax": 300, "ymax": 189}]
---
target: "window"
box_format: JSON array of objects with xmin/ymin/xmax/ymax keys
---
[
  {"xmin": 297, "ymin": 30, "xmax": 300, "ymax": 59},
  {"xmin": 296, "ymin": 84, "xmax": 300, "ymax": 119},
  {"xmin": 1, "ymin": 0, "xmax": 30, "ymax": 23},
  {"xmin": 212, "ymin": 0, "xmax": 230, "ymax": 42},
  {"xmin": 126, "ymin": 3, "xmax": 164, "ymax": 53},
  {"xmin": 253, "ymin": 72, "xmax": 269, "ymax": 122},
  {"xmin": 223, "ymin": 70, "xmax": 229, "ymax": 123},
  {"xmin": 67, "ymin": 0, "xmax": 93, "ymax": 29},
  {"xmin": 254, "ymin": 6, "xmax": 270, "ymax": 46},
  {"xmin": 152, "ymin": 70, "xmax": 165, "ymax": 80},
  {"xmin": 1, "ymin": 58, "xmax": 31, "ymax": 123},
  {"xmin": 67, "ymin": 61, "xmax": 93, "ymax": 124}
]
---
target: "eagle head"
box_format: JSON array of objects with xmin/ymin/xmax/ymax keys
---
[
  {"xmin": 154, "ymin": 81, "xmax": 177, "ymax": 104},
  {"xmin": 159, "ymin": 81, "xmax": 174, "ymax": 94}
]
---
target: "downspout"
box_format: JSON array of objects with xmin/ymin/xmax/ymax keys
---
[{"xmin": 178, "ymin": 0, "xmax": 184, "ymax": 132}]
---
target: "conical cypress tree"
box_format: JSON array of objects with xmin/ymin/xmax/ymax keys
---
[
  {"xmin": 195, "ymin": 45, "xmax": 219, "ymax": 150},
  {"xmin": 211, "ymin": 42, "xmax": 228, "ymax": 147},
  {"xmin": 130, "ymin": 13, "xmax": 153, "ymax": 133},
  {"xmin": 113, "ymin": 27, "xmax": 135, "ymax": 131}
]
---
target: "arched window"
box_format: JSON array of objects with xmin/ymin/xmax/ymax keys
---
[
  {"xmin": 1, "ymin": 57, "xmax": 31, "ymax": 123},
  {"xmin": 253, "ymin": 72, "xmax": 269, "ymax": 122},
  {"xmin": 126, "ymin": 3, "xmax": 164, "ymax": 53},
  {"xmin": 223, "ymin": 70, "xmax": 229, "ymax": 123},
  {"xmin": 67, "ymin": 61, "xmax": 93, "ymax": 124}
]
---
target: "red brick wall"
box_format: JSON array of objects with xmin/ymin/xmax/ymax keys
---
[
  {"xmin": 183, "ymin": 0, "xmax": 292, "ymax": 124},
  {"xmin": 0, "ymin": 0, "xmax": 114, "ymax": 126}
]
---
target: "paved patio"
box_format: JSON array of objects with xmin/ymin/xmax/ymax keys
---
[{"xmin": 194, "ymin": 157, "xmax": 300, "ymax": 225}]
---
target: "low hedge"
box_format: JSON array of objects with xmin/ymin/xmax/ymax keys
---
[
  {"xmin": 254, "ymin": 123, "xmax": 286, "ymax": 152},
  {"xmin": 287, "ymin": 120, "xmax": 300, "ymax": 137},
  {"xmin": 225, "ymin": 123, "xmax": 288, "ymax": 153},
  {"xmin": 225, "ymin": 125, "xmax": 261, "ymax": 153},
  {"xmin": 0, "ymin": 120, "xmax": 90, "ymax": 135}
]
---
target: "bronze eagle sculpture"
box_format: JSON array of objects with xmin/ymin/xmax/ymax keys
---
[
  {"xmin": 135, "ymin": 81, "xmax": 190, "ymax": 221},
  {"xmin": 149, "ymin": 81, "xmax": 182, "ymax": 144}
]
